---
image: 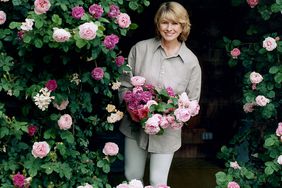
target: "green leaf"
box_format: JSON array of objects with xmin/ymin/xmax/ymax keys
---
[
  {"xmin": 0, "ymin": 127, "xmax": 9, "ymax": 138},
  {"xmin": 76, "ymin": 39, "xmax": 87, "ymax": 48},
  {"xmin": 52, "ymin": 14, "xmax": 62, "ymax": 25},
  {"xmin": 274, "ymin": 72, "xmax": 282, "ymax": 84},
  {"xmin": 60, "ymin": 131, "xmax": 74, "ymax": 144},
  {"xmin": 129, "ymin": 23, "xmax": 138, "ymax": 30},
  {"xmin": 264, "ymin": 137, "xmax": 275, "ymax": 147},
  {"xmin": 269, "ymin": 66, "xmax": 279, "ymax": 74},
  {"xmin": 9, "ymin": 22, "xmax": 21, "ymax": 29},
  {"xmin": 34, "ymin": 38, "xmax": 43, "ymax": 48},
  {"xmin": 129, "ymin": 1, "xmax": 139, "ymax": 10},
  {"xmin": 44, "ymin": 128, "xmax": 56, "ymax": 139},
  {"xmin": 24, "ymin": 157, "xmax": 42, "ymax": 177},
  {"xmin": 23, "ymin": 35, "xmax": 32, "ymax": 43},
  {"xmin": 265, "ymin": 166, "xmax": 274, "ymax": 175}
]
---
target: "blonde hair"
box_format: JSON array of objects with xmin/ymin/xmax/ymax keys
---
[{"xmin": 154, "ymin": 1, "xmax": 191, "ymax": 42}]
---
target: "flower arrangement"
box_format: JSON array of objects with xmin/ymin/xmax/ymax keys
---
[
  {"xmin": 215, "ymin": 0, "xmax": 281, "ymax": 187},
  {"xmin": 123, "ymin": 76, "xmax": 200, "ymax": 135},
  {"xmin": 0, "ymin": 0, "xmax": 150, "ymax": 187}
]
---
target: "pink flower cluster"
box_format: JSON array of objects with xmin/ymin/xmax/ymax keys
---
[
  {"xmin": 103, "ymin": 34, "xmax": 119, "ymax": 49},
  {"xmin": 123, "ymin": 76, "xmax": 154, "ymax": 122},
  {"xmin": 247, "ymin": 0, "xmax": 259, "ymax": 8},
  {"xmin": 103, "ymin": 142, "xmax": 119, "ymax": 156},
  {"xmin": 13, "ymin": 172, "xmax": 25, "ymax": 188},
  {"xmin": 263, "ymin": 36, "xmax": 277, "ymax": 51},
  {"xmin": 249, "ymin": 71, "xmax": 263, "ymax": 90},
  {"xmin": 32, "ymin": 141, "xmax": 50, "ymax": 158},
  {"xmin": 91, "ymin": 67, "xmax": 104, "ymax": 80},
  {"xmin": 58, "ymin": 114, "xmax": 73, "ymax": 130},
  {"xmin": 276, "ymin": 122, "xmax": 282, "ymax": 141},
  {"xmin": 45, "ymin": 79, "xmax": 57, "ymax": 91},
  {"xmin": 34, "ymin": 0, "xmax": 51, "ymax": 15},
  {"xmin": 123, "ymin": 76, "xmax": 200, "ymax": 135},
  {"xmin": 227, "ymin": 181, "xmax": 240, "ymax": 188},
  {"xmin": 0, "ymin": 10, "xmax": 6, "ymax": 25},
  {"xmin": 230, "ymin": 48, "xmax": 241, "ymax": 59}
]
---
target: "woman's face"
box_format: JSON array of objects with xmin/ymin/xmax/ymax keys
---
[{"xmin": 158, "ymin": 18, "xmax": 182, "ymax": 43}]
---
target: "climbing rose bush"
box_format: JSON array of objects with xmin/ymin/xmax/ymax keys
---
[
  {"xmin": 0, "ymin": 0, "xmax": 150, "ymax": 187},
  {"xmin": 216, "ymin": 0, "xmax": 281, "ymax": 187}
]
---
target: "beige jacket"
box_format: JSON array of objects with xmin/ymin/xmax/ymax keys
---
[{"xmin": 119, "ymin": 38, "xmax": 201, "ymax": 153}]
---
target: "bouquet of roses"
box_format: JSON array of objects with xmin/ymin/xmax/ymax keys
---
[{"xmin": 123, "ymin": 76, "xmax": 200, "ymax": 135}]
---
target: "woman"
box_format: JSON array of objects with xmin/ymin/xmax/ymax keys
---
[{"xmin": 119, "ymin": 1, "xmax": 201, "ymax": 186}]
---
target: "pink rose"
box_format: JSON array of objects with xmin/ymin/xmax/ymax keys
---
[
  {"xmin": 103, "ymin": 34, "xmax": 119, "ymax": 49},
  {"xmin": 116, "ymin": 13, "xmax": 131, "ymax": 28},
  {"xmin": 13, "ymin": 172, "xmax": 25, "ymax": 188},
  {"xmin": 230, "ymin": 161, "xmax": 241, "ymax": 169},
  {"xmin": 53, "ymin": 28, "xmax": 71, "ymax": 42},
  {"xmin": 131, "ymin": 76, "xmax": 146, "ymax": 86},
  {"xmin": 71, "ymin": 6, "xmax": 85, "ymax": 19},
  {"xmin": 128, "ymin": 179, "xmax": 143, "ymax": 188},
  {"xmin": 178, "ymin": 92, "xmax": 190, "ymax": 108},
  {"xmin": 255, "ymin": 95, "xmax": 270, "ymax": 106},
  {"xmin": 32, "ymin": 141, "xmax": 50, "ymax": 158},
  {"xmin": 116, "ymin": 183, "xmax": 129, "ymax": 188},
  {"xmin": 166, "ymin": 86, "xmax": 175, "ymax": 96},
  {"xmin": 247, "ymin": 0, "xmax": 259, "ymax": 8},
  {"xmin": 250, "ymin": 71, "xmax": 263, "ymax": 84},
  {"xmin": 91, "ymin": 67, "xmax": 104, "ymax": 80},
  {"xmin": 157, "ymin": 185, "xmax": 171, "ymax": 188},
  {"xmin": 89, "ymin": 4, "xmax": 104, "ymax": 19},
  {"xmin": 78, "ymin": 22, "xmax": 98, "ymax": 40},
  {"xmin": 230, "ymin": 48, "xmax": 241, "ymax": 59},
  {"xmin": 53, "ymin": 99, "xmax": 69, "ymax": 110},
  {"xmin": 160, "ymin": 115, "xmax": 170, "ymax": 129},
  {"xmin": 243, "ymin": 102, "xmax": 256, "ymax": 113},
  {"xmin": 108, "ymin": 4, "xmax": 120, "ymax": 18},
  {"xmin": 170, "ymin": 121, "xmax": 183, "ymax": 130},
  {"xmin": 174, "ymin": 108, "xmax": 191, "ymax": 122},
  {"xmin": 103, "ymin": 142, "xmax": 119, "ymax": 156},
  {"xmin": 277, "ymin": 155, "xmax": 282, "ymax": 165},
  {"xmin": 276, "ymin": 122, "xmax": 282, "ymax": 137},
  {"xmin": 58, "ymin": 114, "xmax": 72, "ymax": 130},
  {"xmin": 34, "ymin": 0, "xmax": 51, "ymax": 15},
  {"xmin": 263, "ymin": 37, "xmax": 277, "ymax": 51},
  {"xmin": 45, "ymin": 79, "xmax": 57, "ymax": 91},
  {"xmin": 188, "ymin": 100, "xmax": 200, "ymax": 116},
  {"xmin": 0, "ymin": 10, "xmax": 6, "ymax": 25},
  {"xmin": 28, "ymin": 125, "xmax": 37, "ymax": 136},
  {"xmin": 144, "ymin": 114, "xmax": 162, "ymax": 135},
  {"xmin": 227, "ymin": 181, "xmax": 240, "ymax": 188},
  {"xmin": 115, "ymin": 55, "xmax": 125, "ymax": 67}
]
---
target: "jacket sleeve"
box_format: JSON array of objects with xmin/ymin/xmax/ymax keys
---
[{"xmin": 186, "ymin": 60, "xmax": 202, "ymax": 102}]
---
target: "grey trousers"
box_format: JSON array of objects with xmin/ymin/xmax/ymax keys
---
[{"xmin": 124, "ymin": 137, "xmax": 174, "ymax": 186}]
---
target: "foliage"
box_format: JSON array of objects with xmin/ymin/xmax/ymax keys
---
[
  {"xmin": 215, "ymin": 0, "xmax": 282, "ymax": 187},
  {"xmin": 0, "ymin": 0, "xmax": 150, "ymax": 187}
]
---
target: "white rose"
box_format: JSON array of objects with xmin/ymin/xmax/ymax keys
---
[
  {"xmin": 0, "ymin": 11, "xmax": 6, "ymax": 25},
  {"xmin": 53, "ymin": 28, "xmax": 71, "ymax": 42},
  {"xmin": 277, "ymin": 155, "xmax": 282, "ymax": 165},
  {"xmin": 78, "ymin": 22, "xmax": 98, "ymax": 40},
  {"xmin": 263, "ymin": 37, "xmax": 277, "ymax": 51}
]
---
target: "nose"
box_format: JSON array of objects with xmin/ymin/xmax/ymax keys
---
[{"xmin": 166, "ymin": 23, "xmax": 173, "ymax": 31}]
